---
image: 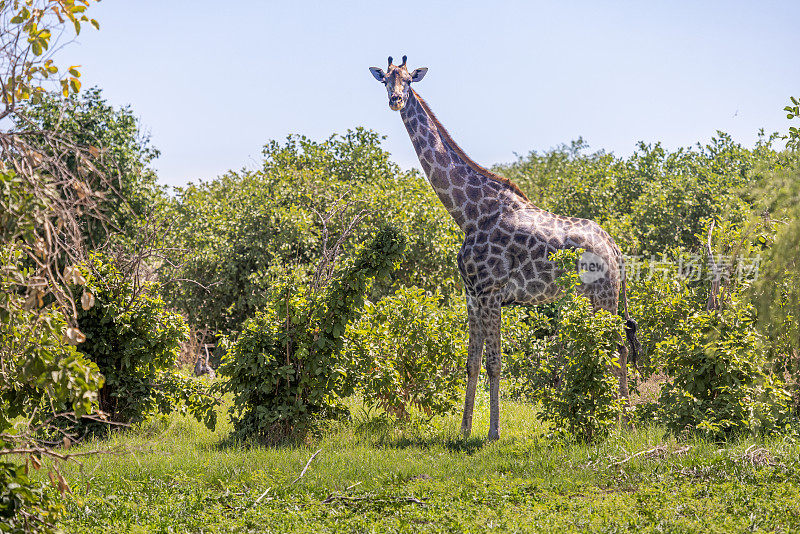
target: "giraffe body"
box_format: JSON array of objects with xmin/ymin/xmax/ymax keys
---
[{"xmin": 370, "ymin": 57, "xmax": 636, "ymax": 440}]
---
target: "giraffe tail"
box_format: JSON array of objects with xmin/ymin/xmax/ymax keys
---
[{"xmin": 621, "ymin": 279, "xmax": 641, "ymax": 367}]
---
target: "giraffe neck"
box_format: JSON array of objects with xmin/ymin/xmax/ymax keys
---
[{"xmin": 400, "ymin": 89, "xmax": 528, "ymax": 233}]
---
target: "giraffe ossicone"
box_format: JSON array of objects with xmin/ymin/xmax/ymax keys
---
[{"xmin": 369, "ymin": 56, "xmax": 640, "ymax": 441}]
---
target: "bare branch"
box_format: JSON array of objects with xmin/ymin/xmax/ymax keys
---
[{"xmin": 290, "ymin": 448, "xmax": 323, "ymax": 485}]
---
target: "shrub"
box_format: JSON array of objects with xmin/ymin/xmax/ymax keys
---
[
  {"xmin": 750, "ymin": 154, "xmax": 800, "ymax": 404},
  {"xmin": 625, "ymin": 262, "xmax": 703, "ymax": 377},
  {"xmin": 345, "ymin": 286, "xmax": 466, "ymax": 420},
  {"xmin": 656, "ymin": 301, "xmax": 792, "ymax": 439},
  {"xmin": 76, "ymin": 255, "xmax": 217, "ymax": 429},
  {"xmin": 0, "ymin": 462, "xmax": 63, "ymax": 534},
  {"xmin": 502, "ymin": 249, "xmax": 626, "ymax": 441},
  {"xmin": 163, "ymin": 129, "xmax": 461, "ymax": 338},
  {"xmin": 1, "ymin": 251, "xmax": 104, "ymax": 432},
  {"xmin": 537, "ymin": 291, "xmax": 626, "ymax": 441},
  {"xmin": 1, "ymin": 211, "xmax": 102, "ymax": 534},
  {"xmin": 219, "ymin": 226, "xmax": 406, "ymax": 443}
]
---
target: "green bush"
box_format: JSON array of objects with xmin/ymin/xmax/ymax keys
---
[
  {"xmin": 500, "ymin": 250, "xmax": 625, "ymax": 441},
  {"xmin": 625, "ymin": 263, "xmax": 703, "ymax": 377},
  {"xmin": 0, "ymin": 462, "xmax": 63, "ymax": 534},
  {"xmin": 219, "ymin": 226, "xmax": 406, "ymax": 443},
  {"xmin": 538, "ymin": 292, "xmax": 626, "ymax": 442},
  {"xmin": 1, "ymin": 244, "xmax": 102, "ymax": 533},
  {"xmin": 164, "ymin": 168, "xmax": 323, "ymax": 336},
  {"xmin": 345, "ymin": 286, "xmax": 466, "ymax": 420},
  {"xmin": 76, "ymin": 255, "xmax": 217, "ymax": 429},
  {"xmin": 655, "ymin": 301, "xmax": 792, "ymax": 439},
  {"xmin": 1, "ymin": 252, "xmax": 104, "ymax": 432},
  {"xmin": 749, "ymin": 154, "xmax": 800, "ymax": 404},
  {"xmin": 616, "ymin": 214, "xmax": 768, "ymax": 380},
  {"xmin": 162, "ymin": 129, "xmax": 461, "ymax": 338}
]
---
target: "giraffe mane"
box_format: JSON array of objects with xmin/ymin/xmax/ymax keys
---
[{"xmin": 411, "ymin": 88, "xmax": 529, "ymax": 202}]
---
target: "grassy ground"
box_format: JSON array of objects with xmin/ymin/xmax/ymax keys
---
[{"xmin": 50, "ymin": 391, "xmax": 800, "ymax": 533}]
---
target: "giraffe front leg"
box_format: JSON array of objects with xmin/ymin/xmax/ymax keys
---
[
  {"xmin": 461, "ymin": 297, "xmax": 483, "ymax": 438},
  {"xmin": 482, "ymin": 298, "xmax": 502, "ymax": 441}
]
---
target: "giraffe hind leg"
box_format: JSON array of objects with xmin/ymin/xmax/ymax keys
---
[{"xmin": 481, "ymin": 296, "xmax": 502, "ymax": 441}]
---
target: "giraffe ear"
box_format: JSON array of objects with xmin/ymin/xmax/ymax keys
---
[
  {"xmin": 410, "ymin": 68, "xmax": 428, "ymax": 82},
  {"xmin": 369, "ymin": 67, "xmax": 386, "ymax": 82}
]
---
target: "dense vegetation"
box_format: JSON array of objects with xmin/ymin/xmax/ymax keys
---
[
  {"xmin": 2, "ymin": 1, "xmax": 800, "ymax": 531},
  {"xmin": 154, "ymin": 126, "xmax": 798, "ymax": 440}
]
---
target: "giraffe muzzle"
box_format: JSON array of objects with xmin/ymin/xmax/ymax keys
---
[{"xmin": 389, "ymin": 96, "xmax": 404, "ymax": 110}]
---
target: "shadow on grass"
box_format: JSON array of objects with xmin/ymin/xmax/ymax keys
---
[
  {"xmin": 205, "ymin": 432, "xmax": 487, "ymax": 455},
  {"xmin": 207, "ymin": 432, "xmax": 308, "ymax": 452},
  {"xmin": 372, "ymin": 434, "xmax": 486, "ymax": 455},
  {"xmin": 349, "ymin": 413, "xmax": 488, "ymax": 454},
  {"xmin": 204, "ymin": 411, "xmax": 489, "ymax": 454}
]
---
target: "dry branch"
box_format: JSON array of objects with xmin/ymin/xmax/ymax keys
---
[
  {"xmin": 609, "ymin": 444, "xmax": 692, "ymax": 468},
  {"xmin": 310, "ymin": 192, "xmax": 371, "ymax": 292},
  {"xmin": 250, "ymin": 448, "xmax": 323, "ymax": 508},
  {"xmin": 740, "ymin": 444, "xmax": 781, "ymax": 467},
  {"xmin": 291, "ymin": 448, "xmax": 323, "ymax": 485}
]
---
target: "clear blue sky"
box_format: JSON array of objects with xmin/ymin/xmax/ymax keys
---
[{"xmin": 62, "ymin": 0, "xmax": 799, "ymax": 188}]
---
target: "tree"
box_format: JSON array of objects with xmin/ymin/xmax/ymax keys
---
[
  {"xmin": 163, "ymin": 129, "xmax": 461, "ymax": 339},
  {"xmin": 1, "ymin": 2, "xmax": 107, "ymax": 532},
  {"xmin": 220, "ymin": 226, "xmax": 406, "ymax": 443},
  {"xmin": 751, "ymin": 154, "xmax": 800, "ymax": 404},
  {"xmin": 16, "ymin": 87, "xmax": 166, "ymax": 247},
  {"xmin": 1, "ymin": 0, "xmax": 105, "ymax": 329},
  {"xmin": 0, "ymin": 0, "xmax": 98, "ymax": 119}
]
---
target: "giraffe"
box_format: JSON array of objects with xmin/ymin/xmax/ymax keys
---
[{"xmin": 369, "ymin": 56, "xmax": 639, "ymax": 440}]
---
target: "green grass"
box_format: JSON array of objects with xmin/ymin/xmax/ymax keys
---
[{"xmin": 49, "ymin": 391, "xmax": 800, "ymax": 533}]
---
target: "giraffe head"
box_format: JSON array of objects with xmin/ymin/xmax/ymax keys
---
[{"xmin": 369, "ymin": 55, "xmax": 428, "ymax": 111}]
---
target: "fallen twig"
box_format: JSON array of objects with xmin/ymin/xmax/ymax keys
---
[
  {"xmin": 740, "ymin": 445, "xmax": 780, "ymax": 467},
  {"xmin": 249, "ymin": 448, "xmax": 323, "ymax": 509},
  {"xmin": 291, "ymin": 448, "xmax": 323, "ymax": 485},
  {"xmin": 610, "ymin": 445, "xmax": 664, "ymax": 467},
  {"xmin": 251, "ymin": 486, "xmax": 272, "ymax": 507},
  {"xmin": 609, "ymin": 444, "xmax": 691, "ymax": 468}
]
